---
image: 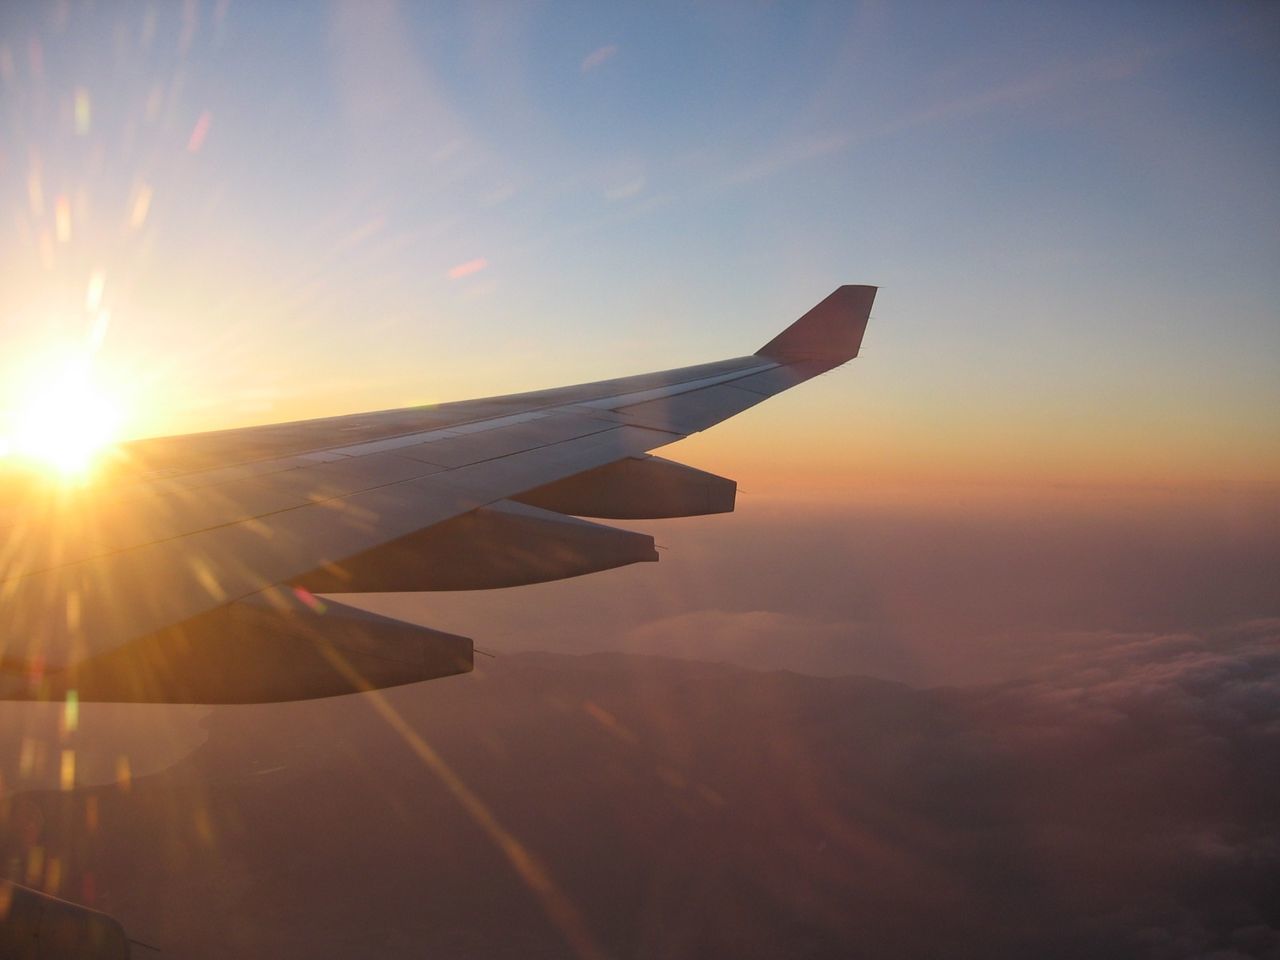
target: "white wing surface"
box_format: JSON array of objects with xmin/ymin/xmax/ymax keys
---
[{"xmin": 0, "ymin": 286, "xmax": 875, "ymax": 703}]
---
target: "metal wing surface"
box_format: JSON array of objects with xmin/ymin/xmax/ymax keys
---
[{"xmin": 0, "ymin": 285, "xmax": 875, "ymax": 703}]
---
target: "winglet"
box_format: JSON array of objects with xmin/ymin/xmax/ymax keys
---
[{"xmin": 756, "ymin": 285, "xmax": 877, "ymax": 363}]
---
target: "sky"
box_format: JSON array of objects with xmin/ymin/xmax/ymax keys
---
[
  {"xmin": 0, "ymin": 0, "xmax": 1277, "ymax": 494},
  {"xmin": 1, "ymin": 5, "xmax": 1279, "ymax": 955}
]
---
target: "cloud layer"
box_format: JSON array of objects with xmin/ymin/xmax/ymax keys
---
[{"xmin": 3, "ymin": 619, "xmax": 1276, "ymax": 958}]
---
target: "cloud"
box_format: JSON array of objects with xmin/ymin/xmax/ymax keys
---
[
  {"xmin": 721, "ymin": 44, "xmax": 1163, "ymax": 189},
  {"xmin": 447, "ymin": 257, "xmax": 489, "ymax": 279},
  {"xmin": 5, "ymin": 620, "xmax": 1277, "ymax": 957},
  {"xmin": 580, "ymin": 44, "xmax": 618, "ymax": 73},
  {"xmin": 888, "ymin": 47, "xmax": 1157, "ymax": 136},
  {"xmin": 939, "ymin": 621, "xmax": 1280, "ymax": 954},
  {"xmin": 622, "ymin": 609, "xmax": 865, "ymax": 675},
  {"xmin": 186, "ymin": 110, "xmax": 212, "ymax": 153}
]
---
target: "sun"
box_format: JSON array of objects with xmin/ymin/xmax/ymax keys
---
[{"xmin": 2, "ymin": 352, "xmax": 124, "ymax": 478}]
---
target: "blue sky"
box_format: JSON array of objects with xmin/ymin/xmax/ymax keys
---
[{"xmin": 0, "ymin": 0, "xmax": 1277, "ymax": 487}]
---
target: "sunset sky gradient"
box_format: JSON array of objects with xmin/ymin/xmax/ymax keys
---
[
  {"xmin": 0, "ymin": 1, "xmax": 1276, "ymax": 495},
  {"xmin": 2, "ymin": 8, "xmax": 1280, "ymax": 956}
]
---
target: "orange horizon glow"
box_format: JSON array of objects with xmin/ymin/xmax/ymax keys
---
[
  {"xmin": 2, "ymin": 3, "xmax": 1275, "ymax": 505},
  {"xmin": 0, "ymin": 283, "xmax": 1271, "ymax": 499}
]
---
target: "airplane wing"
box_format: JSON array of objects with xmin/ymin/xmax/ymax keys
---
[{"xmin": 0, "ymin": 285, "xmax": 876, "ymax": 704}]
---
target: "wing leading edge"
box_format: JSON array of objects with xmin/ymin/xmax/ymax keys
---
[{"xmin": 0, "ymin": 285, "xmax": 876, "ymax": 703}]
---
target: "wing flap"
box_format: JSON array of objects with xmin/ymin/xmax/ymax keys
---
[
  {"xmin": 514, "ymin": 456, "xmax": 736, "ymax": 519},
  {"xmin": 5, "ymin": 591, "xmax": 473, "ymax": 704},
  {"xmin": 294, "ymin": 499, "xmax": 658, "ymax": 593}
]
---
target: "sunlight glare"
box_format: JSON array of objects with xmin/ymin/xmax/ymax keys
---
[{"xmin": 3, "ymin": 352, "xmax": 124, "ymax": 477}]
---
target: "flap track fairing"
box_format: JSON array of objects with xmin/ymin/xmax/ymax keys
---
[{"xmin": 514, "ymin": 455, "xmax": 736, "ymax": 519}]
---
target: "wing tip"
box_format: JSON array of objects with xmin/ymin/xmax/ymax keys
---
[{"xmin": 755, "ymin": 284, "xmax": 877, "ymax": 364}]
